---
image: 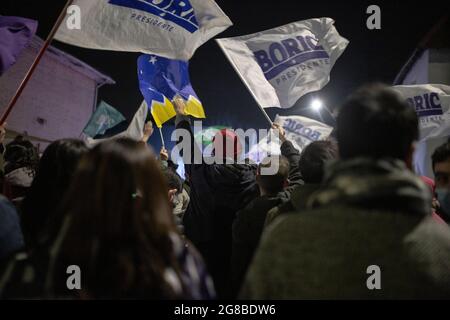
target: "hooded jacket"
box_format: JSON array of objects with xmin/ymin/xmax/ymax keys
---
[
  {"xmin": 241, "ymin": 158, "xmax": 450, "ymax": 299},
  {"xmin": 175, "ymin": 116, "xmax": 258, "ymax": 297}
]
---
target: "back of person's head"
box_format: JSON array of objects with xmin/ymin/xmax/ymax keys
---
[
  {"xmin": 212, "ymin": 129, "xmax": 242, "ymax": 160},
  {"xmin": 432, "ymin": 142, "xmax": 450, "ymax": 174},
  {"xmin": 162, "ymin": 167, "xmax": 183, "ymax": 193},
  {"xmin": 53, "ymin": 138, "xmax": 181, "ymax": 298},
  {"xmin": 2, "ymin": 138, "xmax": 39, "ymax": 200},
  {"xmin": 3, "ymin": 137, "xmax": 39, "ymax": 175},
  {"xmin": 162, "ymin": 166, "xmax": 183, "ymax": 205},
  {"xmin": 257, "ymin": 155, "xmax": 290, "ymax": 195},
  {"xmin": 21, "ymin": 139, "xmax": 88, "ymax": 247},
  {"xmin": 337, "ymin": 83, "xmax": 418, "ymax": 162},
  {"xmin": 299, "ymin": 140, "xmax": 339, "ymax": 184}
]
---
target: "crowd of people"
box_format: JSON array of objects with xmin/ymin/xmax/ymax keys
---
[{"xmin": 0, "ymin": 83, "xmax": 449, "ymax": 299}]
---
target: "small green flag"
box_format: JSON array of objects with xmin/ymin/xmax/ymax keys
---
[
  {"xmin": 83, "ymin": 101, "xmax": 126, "ymax": 137},
  {"xmin": 194, "ymin": 125, "xmax": 230, "ymax": 147}
]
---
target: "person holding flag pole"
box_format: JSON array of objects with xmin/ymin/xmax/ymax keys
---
[{"xmin": 137, "ymin": 54, "xmax": 206, "ymax": 149}]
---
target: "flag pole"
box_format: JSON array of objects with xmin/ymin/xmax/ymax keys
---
[
  {"xmin": 216, "ymin": 40, "xmax": 273, "ymax": 126},
  {"xmin": 0, "ymin": 0, "xmax": 74, "ymax": 125},
  {"xmin": 159, "ymin": 127, "xmax": 166, "ymax": 149}
]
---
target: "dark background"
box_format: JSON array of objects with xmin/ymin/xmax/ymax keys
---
[{"xmin": 2, "ymin": 0, "xmax": 449, "ymax": 137}]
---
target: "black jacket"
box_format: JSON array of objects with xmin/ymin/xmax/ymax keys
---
[
  {"xmin": 231, "ymin": 140, "xmax": 303, "ymax": 296},
  {"xmin": 175, "ymin": 116, "xmax": 259, "ymax": 244},
  {"xmin": 264, "ymin": 183, "xmax": 321, "ymax": 227},
  {"xmin": 175, "ymin": 116, "xmax": 259, "ymax": 297}
]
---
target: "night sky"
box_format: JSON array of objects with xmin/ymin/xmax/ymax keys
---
[{"xmin": 2, "ymin": 0, "xmax": 449, "ymax": 137}]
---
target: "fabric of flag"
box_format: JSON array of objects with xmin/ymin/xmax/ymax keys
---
[
  {"xmin": 392, "ymin": 84, "xmax": 450, "ymax": 141},
  {"xmin": 55, "ymin": 0, "xmax": 232, "ymax": 60},
  {"xmin": 83, "ymin": 100, "xmax": 126, "ymax": 137},
  {"xmin": 247, "ymin": 114, "xmax": 333, "ymax": 162},
  {"xmin": 138, "ymin": 54, "xmax": 205, "ymax": 127},
  {"xmin": 0, "ymin": 16, "xmax": 38, "ymax": 76},
  {"xmin": 85, "ymin": 100, "xmax": 148, "ymax": 147},
  {"xmin": 217, "ymin": 18, "xmax": 348, "ymax": 109},
  {"xmin": 194, "ymin": 125, "xmax": 230, "ymax": 147}
]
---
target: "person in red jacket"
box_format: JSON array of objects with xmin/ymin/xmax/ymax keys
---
[{"xmin": 420, "ymin": 176, "xmax": 446, "ymax": 224}]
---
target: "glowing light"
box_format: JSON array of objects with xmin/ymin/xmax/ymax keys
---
[{"xmin": 311, "ymin": 99, "xmax": 323, "ymax": 111}]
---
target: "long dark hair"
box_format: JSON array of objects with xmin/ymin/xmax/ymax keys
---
[
  {"xmin": 21, "ymin": 139, "xmax": 88, "ymax": 247},
  {"xmin": 50, "ymin": 138, "xmax": 183, "ymax": 299}
]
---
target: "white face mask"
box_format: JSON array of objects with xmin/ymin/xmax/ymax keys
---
[{"xmin": 435, "ymin": 188, "xmax": 450, "ymax": 218}]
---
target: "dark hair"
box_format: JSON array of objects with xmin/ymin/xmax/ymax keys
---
[
  {"xmin": 51, "ymin": 138, "xmax": 183, "ymax": 299},
  {"xmin": 257, "ymin": 155, "xmax": 290, "ymax": 195},
  {"xmin": 162, "ymin": 166, "xmax": 183, "ymax": 193},
  {"xmin": 432, "ymin": 142, "xmax": 450, "ymax": 172},
  {"xmin": 3, "ymin": 138, "xmax": 39, "ymax": 175},
  {"xmin": 21, "ymin": 139, "xmax": 88, "ymax": 247},
  {"xmin": 337, "ymin": 83, "xmax": 419, "ymax": 160},
  {"xmin": 299, "ymin": 140, "xmax": 339, "ymax": 184}
]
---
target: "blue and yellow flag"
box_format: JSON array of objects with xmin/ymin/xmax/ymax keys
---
[{"xmin": 137, "ymin": 54, "xmax": 206, "ymax": 128}]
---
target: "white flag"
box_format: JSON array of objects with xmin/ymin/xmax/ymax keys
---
[
  {"xmin": 217, "ymin": 18, "xmax": 348, "ymax": 109},
  {"xmin": 56, "ymin": 0, "xmax": 232, "ymax": 60},
  {"xmin": 392, "ymin": 84, "xmax": 450, "ymax": 141},
  {"xmin": 247, "ymin": 114, "xmax": 333, "ymax": 162}
]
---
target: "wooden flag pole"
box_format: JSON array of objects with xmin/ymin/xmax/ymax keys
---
[{"xmin": 0, "ymin": 0, "xmax": 74, "ymax": 125}]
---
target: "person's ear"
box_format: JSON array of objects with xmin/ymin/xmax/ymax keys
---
[
  {"xmin": 405, "ymin": 143, "xmax": 416, "ymax": 170},
  {"xmin": 168, "ymin": 189, "xmax": 177, "ymax": 202},
  {"xmin": 283, "ymin": 179, "xmax": 290, "ymax": 189}
]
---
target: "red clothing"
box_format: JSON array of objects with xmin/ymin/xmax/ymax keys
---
[{"xmin": 420, "ymin": 176, "xmax": 446, "ymax": 224}]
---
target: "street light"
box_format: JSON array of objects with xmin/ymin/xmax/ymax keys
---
[{"xmin": 311, "ymin": 99, "xmax": 323, "ymax": 111}]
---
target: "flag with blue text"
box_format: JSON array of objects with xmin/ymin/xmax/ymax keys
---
[
  {"xmin": 217, "ymin": 18, "xmax": 348, "ymax": 109},
  {"xmin": 247, "ymin": 115, "xmax": 333, "ymax": 162},
  {"xmin": 392, "ymin": 84, "xmax": 450, "ymax": 141},
  {"xmin": 55, "ymin": 0, "xmax": 232, "ymax": 60},
  {"xmin": 138, "ymin": 54, "xmax": 205, "ymax": 127}
]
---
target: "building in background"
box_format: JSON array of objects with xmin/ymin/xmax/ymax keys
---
[
  {"xmin": 394, "ymin": 16, "xmax": 450, "ymax": 178},
  {"xmin": 0, "ymin": 36, "xmax": 115, "ymax": 151}
]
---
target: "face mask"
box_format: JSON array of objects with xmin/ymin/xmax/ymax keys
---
[{"xmin": 435, "ymin": 188, "xmax": 450, "ymax": 218}]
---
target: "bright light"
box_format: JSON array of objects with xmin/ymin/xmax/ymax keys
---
[{"xmin": 311, "ymin": 99, "xmax": 323, "ymax": 111}]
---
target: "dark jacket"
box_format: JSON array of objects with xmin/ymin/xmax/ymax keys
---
[
  {"xmin": 231, "ymin": 140, "xmax": 302, "ymax": 296},
  {"xmin": 241, "ymin": 158, "xmax": 450, "ymax": 299},
  {"xmin": 0, "ymin": 195, "xmax": 24, "ymax": 262},
  {"xmin": 264, "ymin": 183, "xmax": 321, "ymax": 227},
  {"xmin": 176, "ymin": 116, "xmax": 259, "ymax": 297}
]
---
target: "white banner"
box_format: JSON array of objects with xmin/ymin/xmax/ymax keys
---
[
  {"xmin": 56, "ymin": 0, "xmax": 232, "ymax": 60},
  {"xmin": 217, "ymin": 18, "xmax": 348, "ymax": 109},
  {"xmin": 247, "ymin": 114, "xmax": 333, "ymax": 162},
  {"xmin": 392, "ymin": 84, "xmax": 450, "ymax": 141}
]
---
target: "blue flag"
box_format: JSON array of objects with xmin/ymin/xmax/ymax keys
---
[
  {"xmin": 83, "ymin": 101, "xmax": 126, "ymax": 137},
  {"xmin": 138, "ymin": 54, "xmax": 205, "ymax": 128}
]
